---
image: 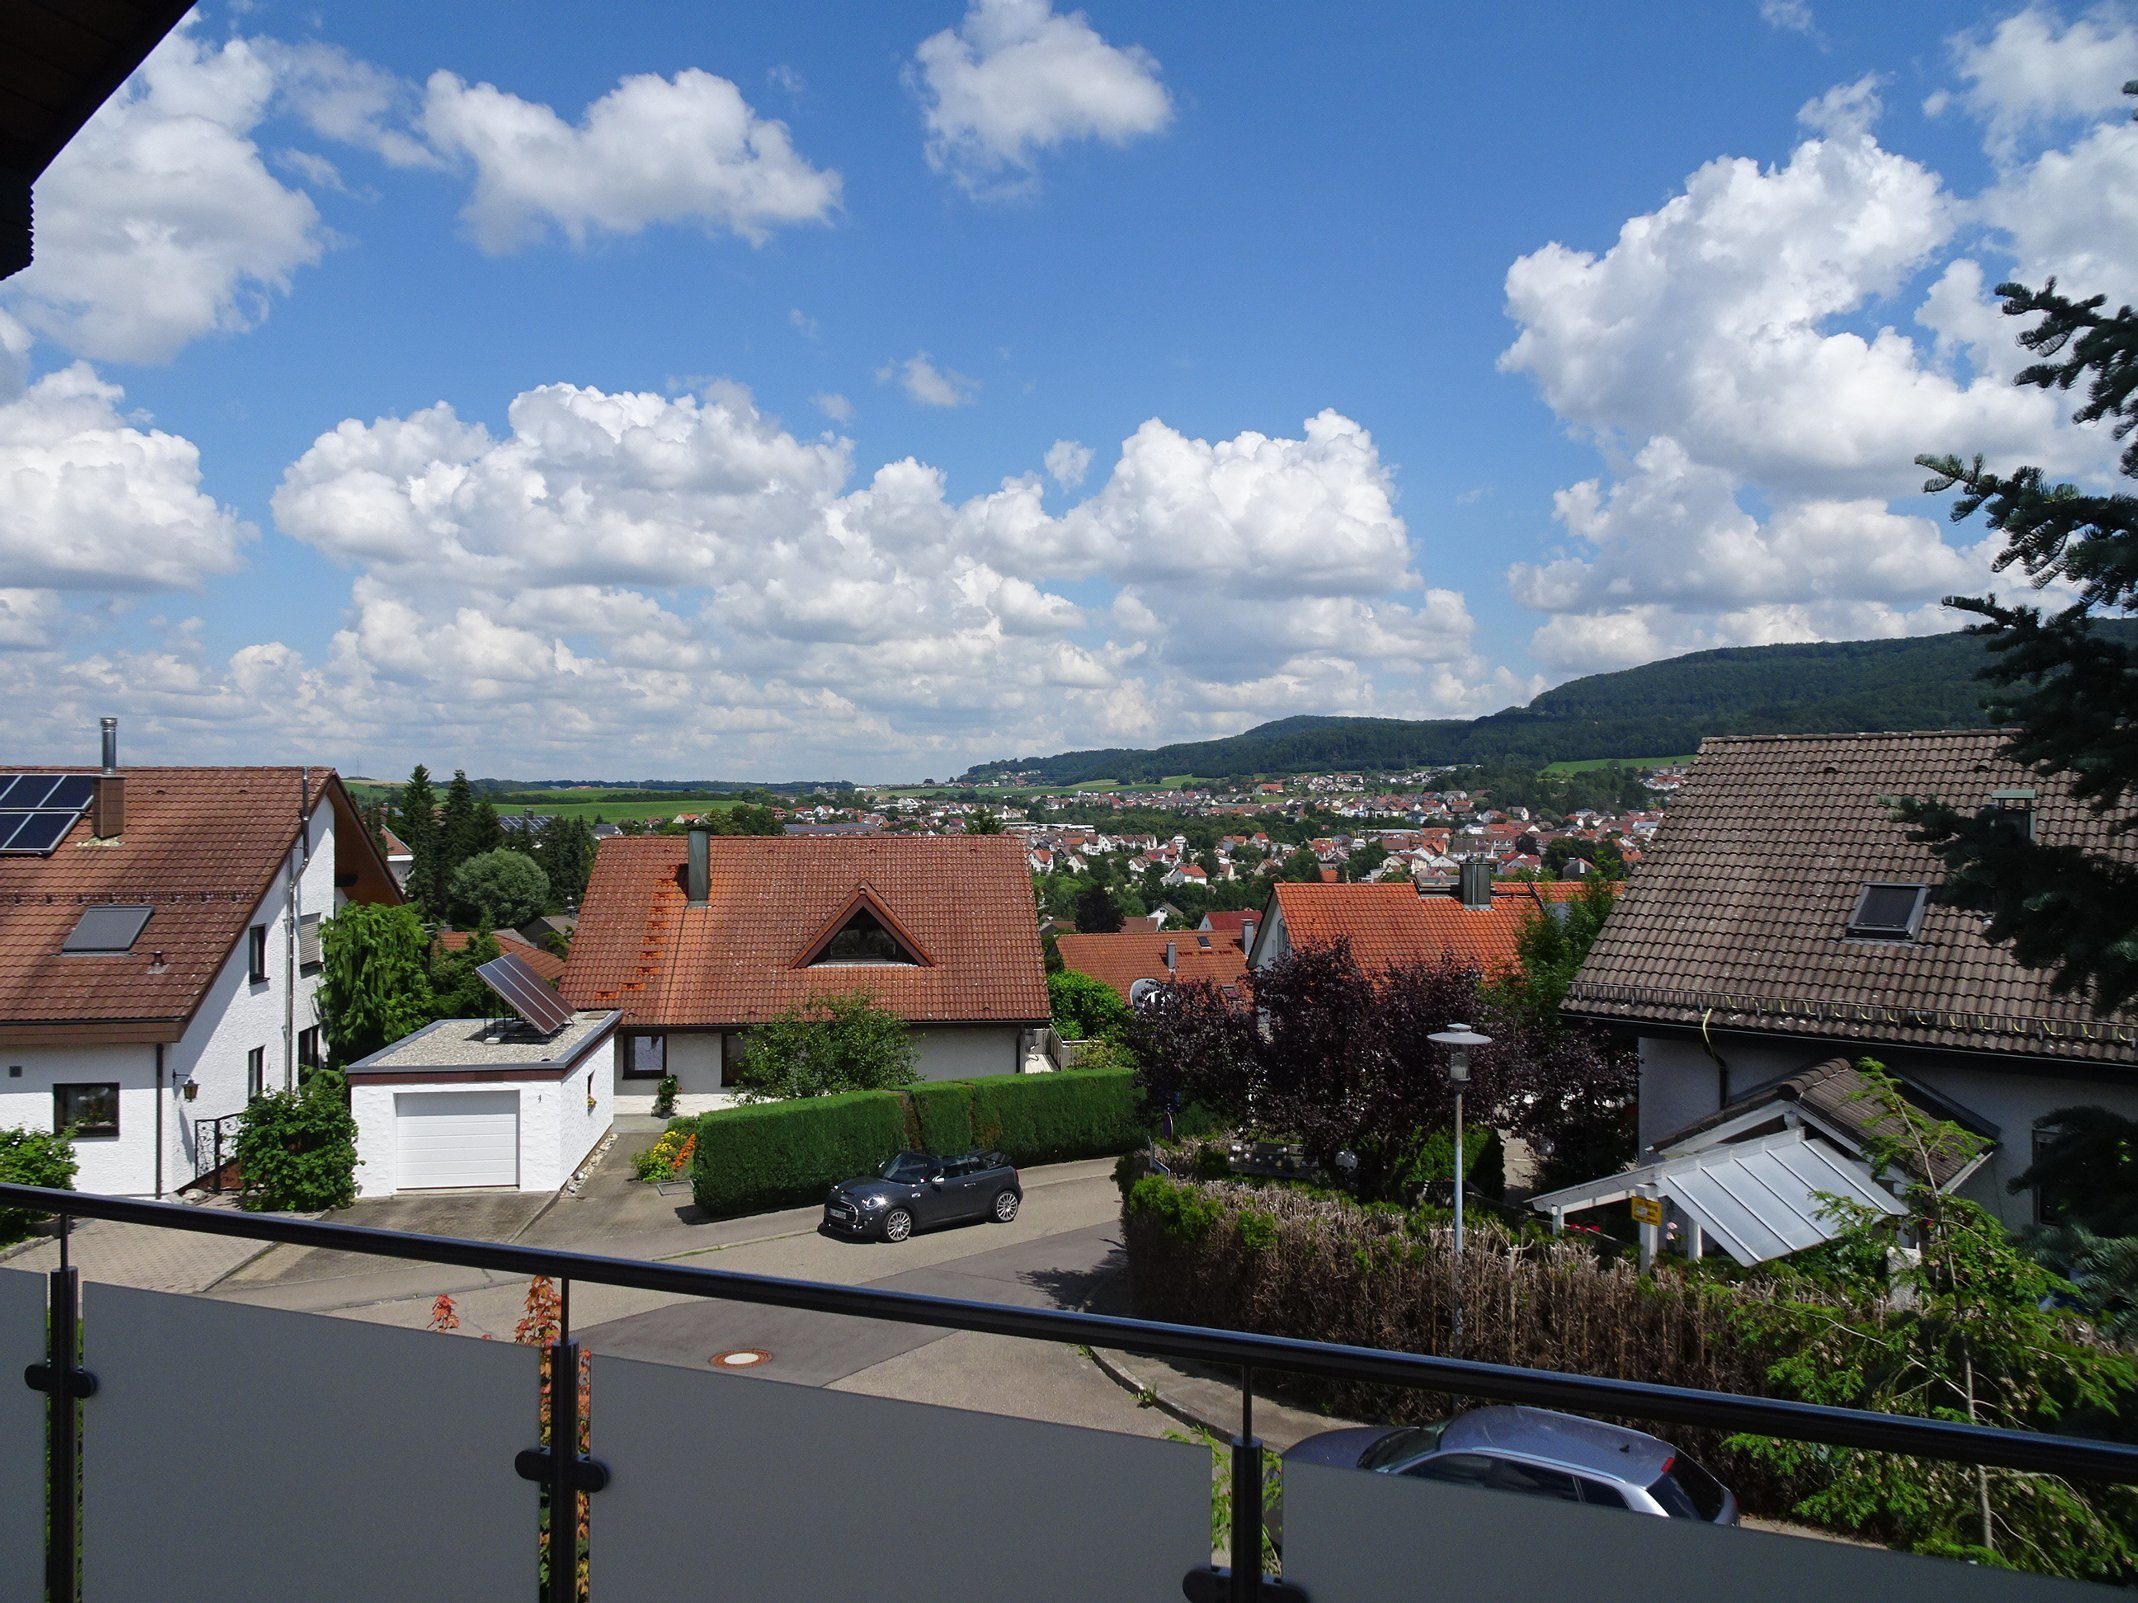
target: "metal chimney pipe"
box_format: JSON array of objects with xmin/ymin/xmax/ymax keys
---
[
  {"xmin": 99, "ymin": 715, "xmax": 117, "ymax": 774},
  {"xmin": 1164, "ymin": 940, "xmax": 1176, "ymax": 976}
]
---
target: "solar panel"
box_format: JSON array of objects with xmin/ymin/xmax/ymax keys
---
[
  {"xmin": 0, "ymin": 772, "xmax": 96, "ymax": 856},
  {"xmin": 476, "ymin": 952, "xmax": 574, "ymax": 1036},
  {"xmin": 63, "ymin": 904, "xmax": 152, "ymax": 953}
]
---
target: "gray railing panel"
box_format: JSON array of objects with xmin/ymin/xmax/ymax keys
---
[
  {"xmin": 1280, "ymin": 1460, "xmax": 2124, "ymax": 1601},
  {"xmin": 0, "ymin": 1269, "xmax": 43, "ymax": 1603},
  {"xmin": 80, "ymin": 1285, "xmax": 540, "ymax": 1603},
  {"xmin": 592, "ymin": 1353, "xmax": 1212, "ymax": 1601}
]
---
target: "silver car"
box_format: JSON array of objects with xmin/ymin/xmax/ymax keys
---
[{"xmin": 1280, "ymin": 1405, "xmax": 1739, "ymax": 1525}]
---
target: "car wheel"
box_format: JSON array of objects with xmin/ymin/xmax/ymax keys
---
[
  {"xmin": 991, "ymin": 1190, "xmax": 1019, "ymax": 1223},
  {"xmin": 882, "ymin": 1208, "xmax": 914, "ymax": 1243}
]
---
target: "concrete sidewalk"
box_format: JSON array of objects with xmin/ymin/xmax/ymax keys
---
[{"xmin": 0, "ymin": 1202, "xmax": 278, "ymax": 1294}]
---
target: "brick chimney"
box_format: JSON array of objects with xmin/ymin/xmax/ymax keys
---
[{"xmin": 92, "ymin": 716, "xmax": 124, "ymax": 840}]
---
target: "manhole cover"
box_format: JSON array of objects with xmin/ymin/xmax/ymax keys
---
[{"xmin": 710, "ymin": 1348, "xmax": 771, "ymax": 1369}]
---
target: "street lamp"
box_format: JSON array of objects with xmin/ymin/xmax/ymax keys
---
[{"xmin": 1428, "ymin": 1022, "xmax": 1492, "ymax": 1345}]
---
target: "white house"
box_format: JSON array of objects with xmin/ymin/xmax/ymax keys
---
[{"xmin": 0, "ymin": 723, "xmax": 403, "ymax": 1197}]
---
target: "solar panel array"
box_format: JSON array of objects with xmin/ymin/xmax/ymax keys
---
[
  {"xmin": 476, "ymin": 951, "xmax": 575, "ymax": 1036},
  {"xmin": 0, "ymin": 774, "xmax": 95, "ymax": 855}
]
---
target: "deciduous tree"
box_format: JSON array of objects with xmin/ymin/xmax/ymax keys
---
[{"xmin": 316, "ymin": 903, "xmax": 435, "ymax": 1066}]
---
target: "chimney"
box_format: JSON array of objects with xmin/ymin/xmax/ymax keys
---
[
  {"xmin": 686, "ymin": 827, "xmax": 710, "ymax": 906},
  {"xmin": 1164, "ymin": 940, "xmax": 1177, "ymax": 977},
  {"xmin": 92, "ymin": 716, "xmax": 124, "ymax": 840},
  {"xmin": 1459, "ymin": 857, "xmax": 1492, "ymax": 910},
  {"xmin": 1241, "ymin": 917, "xmax": 1257, "ymax": 953}
]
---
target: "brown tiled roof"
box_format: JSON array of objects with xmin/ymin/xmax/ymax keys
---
[
  {"xmin": 436, "ymin": 929, "xmax": 567, "ymax": 985},
  {"xmin": 0, "ymin": 767, "xmax": 397, "ymax": 1040},
  {"xmin": 558, "ymin": 834, "xmax": 1049, "ymax": 1028},
  {"xmin": 1566, "ymin": 730, "xmax": 2138, "ymax": 1063},
  {"xmin": 1266, "ymin": 879, "xmax": 1584, "ymax": 976},
  {"xmin": 1057, "ymin": 930, "xmax": 1248, "ymax": 1003},
  {"xmin": 1655, "ymin": 1056, "xmax": 1995, "ymax": 1188},
  {"xmin": 1199, "ymin": 909, "xmax": 1258, "ymax": 949}
]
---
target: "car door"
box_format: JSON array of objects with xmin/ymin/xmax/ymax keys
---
[
  {"xmin": 942, "ymin": 1156, "xmax": 986, "ymax": 1220},
  {"xmin": 912, "ymin": 1159, "xmax": 952, "ymax": 1224}
]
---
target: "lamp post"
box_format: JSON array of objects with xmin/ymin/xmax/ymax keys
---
[{"xmin": 1428, "ymin": 1022, "xmax": 1491, "ymax": 1346}]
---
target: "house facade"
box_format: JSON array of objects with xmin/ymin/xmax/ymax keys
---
[
  {"xmin": 1247, "ymin": 865, "xmax": 1588, "ymax": 976},
  {"xmin": 560, "ymin": 831, "xmax": 1053, "ymax": 1116},
  {"xmin": 0, "ymin": 732, "xmax": 402, "ymax": 1196},
  {"xmin": 1564, "ymin": 730, "xmax": 2138, "ymax": 1229}
]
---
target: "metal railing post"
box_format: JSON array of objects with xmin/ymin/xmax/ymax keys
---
[
  {"xmin": 515, "ymin": 1277, "xmax": 605, "ymax": 1603},
  {"xmin": 27, "ymin": 1216, "xmax": 96, "ymax": 1603},
  {"xmin": 1229, "ymin": 1367, "xmax": 1260, "ymax": 1603}
]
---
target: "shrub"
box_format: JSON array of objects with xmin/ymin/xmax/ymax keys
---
[
  {"xmin": 688, "ymin": 1092, "xmax": 907, "ymax": 1216},
  {"xmin": 233, "ymin": 1069, "xmax": 359, "ymax": 1212},
  {"xmin": 731, "ymin": 993, "xmax": 919, "ymax": 1100},
  {"xmin": 651, "ymin": 1074, "xmax": 679, "ymax": 1120},
  {"xmin": 1049, "ymin": 969, "xmax": 1134, "ymax": 1043},
  {"xmin": 1389, "ymin": 1125, "xmax": 1505, "ymax": 1202},
  {"xmin": 967, "ymin": 1068, "xmax": 1144, "ymax": 1165},
  {"xmin": 907, "ymin": 1080, "xmax": 976, "ymax": 1154},
  {"xmin": 0, "ymin": 1126, "xmax": 76, "ymax": 1245}
]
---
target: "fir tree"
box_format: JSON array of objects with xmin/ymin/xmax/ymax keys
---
[
  {"xmin": 1897, "ymin": 165, "xmax": 2138, "ymax": 1012},
  {"xmin": 395, "ymin": 764, "xmax": 443, "ymax": 920}
]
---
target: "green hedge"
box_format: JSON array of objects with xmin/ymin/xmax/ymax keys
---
[
  {"xmin": 688, "ymin": 1091, "xmax": 908, "ymax": 1217},
  {"xmin": 686, "ymin": 1068, "xmax": 1154, "ymax": 1217}
]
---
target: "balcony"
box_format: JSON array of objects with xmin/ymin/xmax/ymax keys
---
[{"xmin": 4, "ymin": 1181, "xmax": 2133, "ymax": 1602}]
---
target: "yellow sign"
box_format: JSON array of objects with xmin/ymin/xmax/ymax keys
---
[{"xmin": 1629, "ymin": 1195, "xmax": 1665, "ymax": 1227}]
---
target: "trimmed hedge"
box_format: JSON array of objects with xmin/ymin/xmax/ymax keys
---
[
  {"xmin": 686, "ymin": 1068, "xmax": 1155, "ymax": 1217},
  {"xmin": 688, "ymin": 1091, "xmax": 907, "ymax": 1217}
]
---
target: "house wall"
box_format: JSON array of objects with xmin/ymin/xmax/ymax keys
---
[
  {"xmin": 613, "ymin": 1030, "xmax": 731, "ymax": 1117},
  {"xmin": 0, "ymin": 804, "xmax": 338, "ymax": 1198},
  {"xmin": 912, "ymin": 1027, "xmax": 1025, "ymax": 1081},
  {"xmin": 1636, "ymin": 1029, "xmax": 2138, "ymax": 1229},
  {"xmin": 546, "ymin": 1034, "xmax": 615, "ymax": 1183}
]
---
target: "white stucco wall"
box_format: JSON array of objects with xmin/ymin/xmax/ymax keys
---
[
  {"xmin": 1635, "ymin": 1029, "xmax": 2138, "ymax": 1229},
  {"xmin": 0, "ymin": 803, "xmax": 340, "ymax": 1198},
  {"xmin": 549, "ymin": 1034, "xmax": 615, "ymax": 1182},
  {"xmin": 613, "ymin": 1030, "xmax": 730, "ymax": 1117},
  {"xmin": 912, "ymin": 1027, "xmax": 1025, "ymax": 1082}
]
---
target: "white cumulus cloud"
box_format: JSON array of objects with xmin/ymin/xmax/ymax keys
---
[
  {"xmin": 910, "ymin": 0, "xmax": 1172, "ymax": 196},
  {"xmin": 1044, "ymin": 438, "xmax": 1093, "ymax": 488},
  {"xmin": 879, "ymin": 352, "xmax": 978, "ymax": 408}
]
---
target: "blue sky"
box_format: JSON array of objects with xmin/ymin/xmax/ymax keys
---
[{"xmin": 1, "ymin": 1, "xmax": 2132, "ymax": 779}]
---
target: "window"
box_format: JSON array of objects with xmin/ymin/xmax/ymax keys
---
[
  {"xmin": 61, "ymin": 904, "xmax": 151, "ymax": 954},
  {"xmin": 247, "ymin": 1046, "xmax": 266, "ymax": 1100},
  {"xmin": 297, "ymin": 1027, "xmax": 322, "ymax": 1075},
  {"xmin": 1577, "ymin": 1478, "xmax": 1629, "ymax": 1509},
  {"xmin": 1648, "ymin": 1456, "xmax": 1730, "ymax": 1521},
  {"xmin": 1402, "ymin": 1453, "xmax": 1494, "ymax": 1487},
  {"xmin": 249, "ymin": 923, "xmax": 270, "ymax": 982},
  {"xmin": 623, "ymin": 1033, "xmax": 667, "ymax": 1079},
  {"xmin": 53, "ymin": 1082, "xmax": 118, "ymax": 1138},
  {"xmin": 1846, "ymin": 882, "xmax": 1928, "ymax": 941},
  {"xmin": 810, "ymin": 905, "xmax": 919, "ymax": 965},
  {"xmin": 298, "ymin": 912, "xmax": 323, "ymax": 972},
  {"xmin": 721, "ymin": 1032, "xmax": 743, "ymax": 1087},
  {"xmin": 1484, "ymin": 1458, "xmax": 1581, "ymax": 1502}
]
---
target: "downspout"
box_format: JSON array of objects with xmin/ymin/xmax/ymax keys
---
[
  {"xmin": 1698, "ymin": 1005, "xmax": 1731, "ymax": 1105},
  {"xmin": 285, "ymin": 770, "xmax": 309, "ymax": 1090},
  {"xmin": 153, "ymin": 1042, "xmax": 164, "ymax": 1198}
]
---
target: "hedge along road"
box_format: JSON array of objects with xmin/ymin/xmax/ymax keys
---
[{"xmin": 209, "ymin": 1156, "xmax": 1180, "ymax": 1440}]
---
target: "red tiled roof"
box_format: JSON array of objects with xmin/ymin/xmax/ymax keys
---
[
  {"xmin": 1268, "ymin": 879, "xmax": 1597, "ymax": 977},
  {"xmin": 0, "ymin": 767, "xmax": 397, "ymax": 1039},
  {"xmin": 559, "ymin": 834, "xmax": 1048, "ymax": 1028},
  {"xmin": 1056, "ymin": 931, "xmax": 1248, "ymax": 1003},
  {"xmin": 436, "ymin": 928, "xmax": 567, "ymax": 985},
  {"xmin": 1199, "ymin": 910, "xmax": 1258, "ymax": 949}
]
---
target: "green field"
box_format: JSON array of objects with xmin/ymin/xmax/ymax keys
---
[
  {"xmin": 344, "ymin": 783, "xmax": 753, "ymax": 824},
  {"xmin": 1542, "ymin": 754, "xmax": 1695, "ymax": 774}
]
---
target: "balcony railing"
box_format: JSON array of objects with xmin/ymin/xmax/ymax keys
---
[{"xmin": 4, "ymin": 1179, "xmax": 2135, "ymax": 1602}]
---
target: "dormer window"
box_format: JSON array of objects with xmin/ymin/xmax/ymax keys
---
[
  {"xmin": 800, "ymin": 891, "xmax": 929, "ymax": 968},
  {"xmin": 1847, "ymin": 882, "xmax": 1928, "ymax": 942}
]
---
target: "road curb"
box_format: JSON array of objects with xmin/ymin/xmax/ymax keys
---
[{"xmin": 1086, "ymin": 1341, "xmax": 1230, "ymax": 1437}]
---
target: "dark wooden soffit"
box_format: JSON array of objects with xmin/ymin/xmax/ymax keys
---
[{"xmin": 1, "ymin": 0, "xmax": 198, "ymax": 278}]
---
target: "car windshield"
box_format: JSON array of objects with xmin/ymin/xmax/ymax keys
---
[
  {"xmin": 1361, "ymin": 1424, "xmax": 1448, "ymax": 1471},
  {"xmin": 879, "ymin": 1153, "xmax": 934, "ymax": 1183},
  {"xmin": 1647, "ymin": 1455, "xmax": 1729, "ymax": 1521}
]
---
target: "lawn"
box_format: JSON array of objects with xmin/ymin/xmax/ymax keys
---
[
  {"xmin": 1541, "ymin": 754, "xmax": 1695, "ymax": 774},
  {"xmin": 342, "ymin": 783, "xmax": 754, "ymax": 823}
]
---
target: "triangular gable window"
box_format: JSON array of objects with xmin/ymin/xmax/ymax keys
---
[{"xmin": 799, "ymin": 890, "xmax": 931, "ymax": 968}]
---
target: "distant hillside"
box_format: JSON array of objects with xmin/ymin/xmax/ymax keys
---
[{"xmin": 962, "ymin": 630, "xmax": 2105, "ymax": 785}]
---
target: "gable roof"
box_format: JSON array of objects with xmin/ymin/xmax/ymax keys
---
[
  {"xmin": 1566, "ymin": 730, "xmax": 2138, "ymax": 1064},
  {"xmin": 435, "ymin": 928, "xmax": 568, "ymax": 986},
  {"xmin": 1198, "ymin": 909, "xmax": 1258, "ymax": 948},
  {"xmin": 0, "ymin": 767, "xmax": 398, "ymax": 1041},
  {"xmin": 1056, "ymin": 930, "xmax": 1248, "ymax": 1004},
  {"xmin": 1261, "ymin": 879, "xmax": 1585, "ymax": 976},
  {"xmin": 558, "ymin": 834, "xmax": 1047, "ymax": 1028}
]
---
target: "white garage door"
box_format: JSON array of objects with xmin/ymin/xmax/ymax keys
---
[{"xmin": 395, "ymin": 1091, "xmax": 519, "ymax": 1190}]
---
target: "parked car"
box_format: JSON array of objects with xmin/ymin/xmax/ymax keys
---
[
  {"xmin": 822, "ymin": 1150, "xmax": 1022, "ymax": 1242},
  {"xmin": 1275, "ymin": 1406, "xmax": 1738, "ymax": 1541}
]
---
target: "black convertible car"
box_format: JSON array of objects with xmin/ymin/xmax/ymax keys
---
[{"xmin": 822, "ymin": 1150, "xmax": 1022, "ymax": 1242}]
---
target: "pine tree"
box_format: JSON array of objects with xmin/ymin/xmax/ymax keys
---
[
  {"xmin": 1897, "ymin": 202, "xmax": 2138, "ymax": 1013},
  {"xmin": 395, "ymin": 764, "xmax": 443, "ymax": 920}
]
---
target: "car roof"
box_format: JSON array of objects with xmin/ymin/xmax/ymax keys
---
[{"xmin": 1441, "ymin": 1407, "xmax": 1676, "ymax": 1480}]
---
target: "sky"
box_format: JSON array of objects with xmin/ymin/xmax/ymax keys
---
[{"xmin": 2, "ymin": 1, "xmax": 2134, "ymax": 782}]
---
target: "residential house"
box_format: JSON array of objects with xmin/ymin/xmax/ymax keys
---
[
  {"xmin": 379, "ymin": 823, "xmax": 413, "ymax": 892},
  {"xmin": 434, "ymin": 928, "xmax": 568, "ymax": 985},
  {"xmin": 1248, "ymin": 862, "xmax": 1587, "ymax": 978},
  {"xmin": 1056, "ymin": 930, "xmax": 1248, "ymax": 1007},
  {"xmin": 0, "ymin": 725, "xmax": 401, "ymax": 1196},
  {"xmin": 1197, "ymin": 910, "xmax": 1260, "ymax": 952},
  {"xmin": 1563, "ymin": 730, "xmax": 2138, "ymax": 1229},
  {"xmin": 560, "ymin": 831, "xmax": 1052, "ymax": 1115}
]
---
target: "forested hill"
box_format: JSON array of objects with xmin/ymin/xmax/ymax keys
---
[{"xmin": 962, "ymin": 630, "xmax": 2111, "ymax": 785}]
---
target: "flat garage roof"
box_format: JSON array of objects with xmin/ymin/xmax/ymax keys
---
[{"xmin": 346, "ymin": 1011, "xmax": 620, "ymax": 1079}]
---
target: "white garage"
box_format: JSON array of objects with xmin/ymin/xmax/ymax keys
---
[
  {"xmin": 347, "ymin": 1011, "xmax": 620, "ymax": 1198},
  {"xmin": 394, "ymin": 1091, "xmax": 519, "ymax": 1190}
]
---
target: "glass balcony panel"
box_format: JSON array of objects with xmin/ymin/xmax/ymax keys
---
[
  {"xmin": 590, "ymin": 1350, "xmax": 1213, "ymax": 1601},
  {"xmin": 0, "ymin": 1268, "xmax": 44, "ymax": 1603},
  {"xmin": 1279, "ymin": 1459, "xmax": 2123, "ymax": 1601},
  {"xmin": 80, "ymin": 1285, "xmax": 539, "ymax": 1603}
]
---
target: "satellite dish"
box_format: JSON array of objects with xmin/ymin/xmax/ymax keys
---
[{"xmin": 1129, "ymin": 977, "xmax": 1166, "ymax": 1009}]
